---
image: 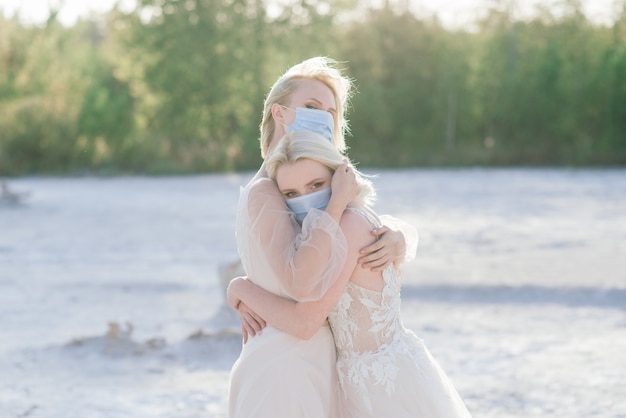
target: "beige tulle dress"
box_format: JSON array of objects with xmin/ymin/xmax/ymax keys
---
[
  {"xmin": 329, "ymin": 208, "xmax": 472, "ymax": 418},
  {"xmin": 228, "ymin": 177, "xmax": 348, "ymax": 418}
]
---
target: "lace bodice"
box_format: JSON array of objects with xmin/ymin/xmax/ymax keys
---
[
  {"xmin": 329, "ymin": 265, "xmax": 421, "ymax": 406},
  {"xmin": 328, "ymin": 208, "xmax": 423, "ymax": 413},
  {"xmin": 329, "ymin": 266, "xmax": 402, "ymax": 355}
]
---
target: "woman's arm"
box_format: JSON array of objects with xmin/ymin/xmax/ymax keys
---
[
  {"xmin": 358, "ymin": 215, "xmax": 418, "ymax": 271},
  {"xmin": 230, "ymin": 209, "xmax": 371, "ymax": 340},
  {"xmin": 229, "ymin": 274, "xmax": 345, "ymax": 340},
  {"xmin": 241, "ymin": 163, "xmax": 356, "ymax": 301}
]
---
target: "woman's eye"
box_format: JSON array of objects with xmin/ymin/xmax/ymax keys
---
[
  {"xmin": 306, "ymin": 104, "xmax": 318, "ymax": 110},
  {"xmin": 284, "ymin": 192, "xmax": 296, "ymax": 198},
  {"xmin": 311, "ymin": 182, "xmax": 323, "ymax": 190}
]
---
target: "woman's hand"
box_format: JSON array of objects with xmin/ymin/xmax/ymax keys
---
[
  {"xmin": 330, "ymin": 160, "xmax": 357, "ymax": 209},
  {"xmin": 358, "ymin": 225, "xmax": 406, "ymax": 271},
  {"xmin": 228, "ymin": 277, "xmax": 267, "ymax": 343},
  {"xmin": 238, "ymin": 302, "xmax": 267, "ymax": 344}
]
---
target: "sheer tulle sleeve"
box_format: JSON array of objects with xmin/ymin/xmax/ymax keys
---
[
  {"xmin": 379, "ymin": 214, "xmax": 419, "ymax": 263},
  {"xmin": 236, "ymin": 178, "xmax": 347, "ymax": 302}
]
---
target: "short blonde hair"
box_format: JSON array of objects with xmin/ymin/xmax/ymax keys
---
[
  {"xmin": 259, "ymin": 57, "xmax": 353, "ymax": 159},
  {"xmin": 266, "ymin": 131, "xmax": 375, "ymax": 207}
]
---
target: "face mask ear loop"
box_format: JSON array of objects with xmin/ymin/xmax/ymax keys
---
[{"xmin": 272, "ymin": 103, "xmax": 288, "ymax": 126}]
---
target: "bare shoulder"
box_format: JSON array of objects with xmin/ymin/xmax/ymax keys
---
[{"xmin": 339, "ymin": 208, "xmax": 376, "ymax": 248}]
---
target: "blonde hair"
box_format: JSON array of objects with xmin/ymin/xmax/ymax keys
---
[
  {"xmin": 259, "ymin": 57, "xmax": 353, "ymax": 159},
  {"xmin": 266, "ymin": 131, "xmax": 375, "ymax": 207}
]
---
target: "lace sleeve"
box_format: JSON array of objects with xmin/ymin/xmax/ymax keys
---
[
  {"xmin": 237, "ymin": 178, "xmax": 347, "ymax": 302},
  {"xmin": 379, "ymin": 214, "xmax": 419, "ymax": 263}
]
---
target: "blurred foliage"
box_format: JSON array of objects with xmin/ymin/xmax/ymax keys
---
[{"xmin": 0, "ymin": 0, "xmax": 625, "ymax": 175}]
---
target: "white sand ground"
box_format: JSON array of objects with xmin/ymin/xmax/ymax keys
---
[{"xmin": 0, "ymin": 168, "xmax": 625, "ymax": 418}]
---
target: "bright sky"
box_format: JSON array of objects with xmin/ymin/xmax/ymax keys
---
[{"xmin": 0, "ymin": 0, "xmax": 619, "ymax": 28}]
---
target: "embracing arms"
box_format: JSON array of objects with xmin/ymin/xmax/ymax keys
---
[
  {"xmin": 230, "ymin": 209, "xmax": 370, "ymax": 340},
  {"xmin": 241, "ymin": 161, "xmax": 356, "ymax": 301}
]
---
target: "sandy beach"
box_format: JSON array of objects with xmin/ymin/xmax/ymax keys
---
[{"xmin": 1, "ymin": 168, "xmax": 625, "ymax": 418}]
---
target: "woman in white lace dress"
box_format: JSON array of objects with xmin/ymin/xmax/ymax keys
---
[
  {"xmin": 228, "ymin": 57, "xmax": 415, "ymax": 418},
  {"xmin": 228, "ymin": 130, "xmax": 472, "ymax": 418}
]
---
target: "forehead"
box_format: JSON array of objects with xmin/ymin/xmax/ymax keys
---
[
  {"xmin": 275, "ymin": 158, "xmax": 332, "ymax": 190},
  {"xmin": 288, "ymin": 79, "xmax": 336, "ymax": 109}
]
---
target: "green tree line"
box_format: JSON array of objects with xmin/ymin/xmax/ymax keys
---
[{"xmin": 1, "ymin": 0, "xmax": 625, "ymax": 175}]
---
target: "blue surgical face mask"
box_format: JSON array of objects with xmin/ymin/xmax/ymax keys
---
[
  {"xmin": 283, "ymin": 107, "xmax": 334, "ymax": 143},
  {"xmin": 285, "ymin": 188, "xmax": 332, "ymax": 223}
]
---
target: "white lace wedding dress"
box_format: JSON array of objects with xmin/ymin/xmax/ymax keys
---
[{"xmin": 328, "ymin": 209, "xmax": 472, "ymax": 418}]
